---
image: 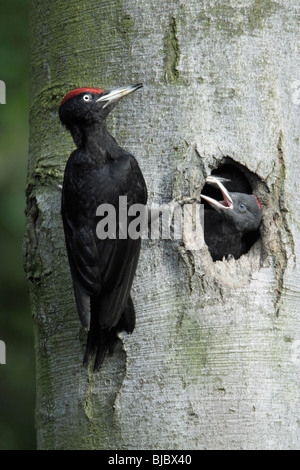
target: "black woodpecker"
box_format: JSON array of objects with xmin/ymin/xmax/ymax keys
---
[
  {"xmin": 200, "ymin": 176, "xmax": 262, "ymax": 261},
  {"xmin": 59, "ymin": 84, "xmax": 147, "ymax": 371}
]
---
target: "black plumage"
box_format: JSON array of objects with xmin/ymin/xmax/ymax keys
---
[
  {"xmin": 200, "ymin": 176, "xmax": 262, "ymax": 261},
  {"xmin": 59, "ymin": 84, "xmax": 147, "ymax": 370}
]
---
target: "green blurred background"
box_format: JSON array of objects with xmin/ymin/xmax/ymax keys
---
[{"xmin": 0, "ymin": 0, "xmax": 36, "ymax": 449}]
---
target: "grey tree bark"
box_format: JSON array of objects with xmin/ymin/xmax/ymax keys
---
[{"xmin": 24, "ymin": 0, "xmax": 300, "ymax": 449}]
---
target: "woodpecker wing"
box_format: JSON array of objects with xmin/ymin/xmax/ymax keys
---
[{"xmin": 61, "ymin": 149, "xmax": 147, "ymax": 331}]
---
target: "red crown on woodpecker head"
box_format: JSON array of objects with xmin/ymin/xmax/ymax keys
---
[
  {"xmin": 60, "ymin": 87, "xmax": 104, "ymax": 106},
  {"xmin": 253, "ymin": 195, "xmax": 262, "ymax": 210}
]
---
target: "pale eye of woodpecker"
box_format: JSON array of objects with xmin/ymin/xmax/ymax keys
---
[{"xmin": 83, "ymin": 94, "xmax": 91, "ymax": 102}]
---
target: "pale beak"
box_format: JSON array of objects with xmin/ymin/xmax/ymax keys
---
[
  {"xmin": 96, "ymin": 83, "xmax": 143, "ymax": 108},
  {"xmin": 200, "ymin": 176, "xmax": 234, "ymax": 210}
]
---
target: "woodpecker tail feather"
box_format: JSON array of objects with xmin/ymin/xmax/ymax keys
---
[
  {"xmin": 83, "ymin": 295, "xmax": 136, "ymax": 371},
  {"xmin": 120, "ymin": 296, "xmax": 136, "ymax": 333}
]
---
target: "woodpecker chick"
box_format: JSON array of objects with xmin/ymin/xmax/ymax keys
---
[
  {"xmin": 59, "ymin": 84, "xmax": 147, "ymax": 370},
  {"xmin": 200, "ymin": 176, "xmax": 262, "ymax": 261}
]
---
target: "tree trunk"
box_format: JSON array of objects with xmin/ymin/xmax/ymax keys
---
[{"xmin": 24, "ymin": 0, "xmax": 300, "ymax": 449}]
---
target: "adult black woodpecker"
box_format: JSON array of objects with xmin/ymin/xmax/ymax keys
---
[
  {"xmin": 200, "ymin": 176, "xmax": 262, "ymax": 261},
  {"xmin": 59, "ymin": 84, "xmax": 147, "ymax": 371}
]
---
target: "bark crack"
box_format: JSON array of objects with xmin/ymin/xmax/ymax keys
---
[
  {"xmin": 163, "ymin": 17, "xmax": 180, "ymax": 84},
  {"xmin": 271, "ymin": 131, "xmax": 295, "ymax": 316}
]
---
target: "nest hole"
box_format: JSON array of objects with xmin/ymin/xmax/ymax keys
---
[{"xmin": 201, "ymin": 160, "xmax": 262, "ymax": 261}]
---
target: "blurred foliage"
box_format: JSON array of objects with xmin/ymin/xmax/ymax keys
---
[{"xmin": 0, "ymin": 0, "xmax": 36, "ymax": 449}]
